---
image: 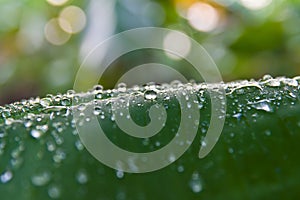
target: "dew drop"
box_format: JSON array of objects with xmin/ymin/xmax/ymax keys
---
[
  {"xmin": 61, "ymin": 98, "xmax": 71, "ymax": 106},
  {"xmin": 75, "ymin": 140, "xmax": 84, "ymax": 151},
  {"xmin": 30, "ymin": 129, "xmax": 43, "ymax": 139},
  {"xmin": 262, "ymin": 74, "xmax": 273, "ymax": 81},
  {"xmin": 189, "ymin": 172, "xmax": 203, "ymax": 193},
  {"xmin": 47, "ymin": 141, "xmax": 56, "ymax": 152},
  {"xmin": 48, "ymin": 185, "xmax": 61, "ymax": 199},
  {"xmin": 265, "ymin": 79, "xmax": 280, "ymax": 87},
  {"xmin": 117, "ymin": 83, "xmax": 127, "ymax": 93},
  {"xmin": 0, "ymin": 170, "xmax": 13, "ymax": 183},
  {"xmin": 0, "ymin": 129, "xmax": 6, "ymax": 138},
  {"xmin": 232, "ymin": 113, "xmax": 242, "ymax": 120},
  {"xmin": 251, "ymin": 101, "xmax": 273, "ymax": 112},
  {"xmin": 177, "ymin": 165, "xmax": 185, "ymax": 173},
  {"xmin": 31, "ymin": 171, "xmax": 51, "ymax": 186},
  {"xmin": 168, "ymin": 153, "xmax": 176, "ymax": 162},
  {"xmin": 93, "ymin": 84, "xmax": 103, "ymax": 91},
  {"xmin": 265, "ymin": 130, "xmax": 272, "ymax": 136},
  {"xmin": 289, "ymin": 92, "xmax": 297, "ymax": 98},
  {"xmin": 116, "ymin": 170, "xmax": 124, "ymax": 179},
  {"xmin": 40, "ymin": 98, "xmax": 52, "ymax": 107},
  {"xmin": 144, "ymin": 90, "xmax": 157, "ymax": 100},
  {"xmin": 93, "ymin": 107, "xmax": 102, "ymax": 115},
  {"xmin": 283, "ymin": 78, "xmax": 298, "ymax": 87},
  {"xmin": 76, "ymin": 170, "xmax": 88, "ymax": 184}
]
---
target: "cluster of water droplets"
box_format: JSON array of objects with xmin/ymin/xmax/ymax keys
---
[{"xmin": 0, "ymin": 76, "xmax": 299, "ymax": 198}]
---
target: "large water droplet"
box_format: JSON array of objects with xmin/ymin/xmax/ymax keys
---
[{"xmin": 144, "ymin": 90, "xmax": 157, "ymax": 100}]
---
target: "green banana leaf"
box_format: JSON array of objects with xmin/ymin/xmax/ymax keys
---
[{"xmin": 1, "ymin": 76, "xmax": 300, "ymax": 199}]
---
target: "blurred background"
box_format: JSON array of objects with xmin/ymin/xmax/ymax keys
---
[{"xmin": 0, "ymin": 0, "xmax": 300, "ymax": 105}]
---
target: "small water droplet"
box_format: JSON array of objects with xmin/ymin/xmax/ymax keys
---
[
  {"xmin": 93, "ymin": 85, "xmax": 103, "ymax": 91},
  {"xmin": 265, "ymin": 130, "xmax": 272, "ymax": 136},
  {"xmin": 117, "ymin": 83, "xmax": 127, "ymax": 93},
  {"xmin": 61, "ymin": 98, "xmax": 71, "ymax": 106},
  {"xmin": 262, "ymin": 74, "xmax": 273, "ymax": 81},
  {"xmin": 177, "ymin": 165, "xmax": 185, "ymax": 173},
  {"xmin": 228, "ymin": 148, "xmax": 234, "ymax": 154},
  {"xmin": 30, "ymin": 129, "xmax": 43, "ymax": 139},
  {"xmin": 0, "ymin": 170, "xmax": 13, "ymax": 183},
  {"xmin": 48, "ymin": 185, "xmax": 61, "ymax": 199},
  {"xmin": 31, "ymin": 171, "xmax": 51, "ymax": 186},
  {"xmin": 168, "ymin": 154, "xmax": 176, "ymax": 162},
  {"xmin": 116, "ymin": 170, "xmax": 124, "ymax": 179},
  {"xmin": 289, "ymin": 92, "xmax": 297, "ymax": 98},
  {"xmin": 232, "ymin": 113, "xmax": 242, "ymax": 120},
  {"xmin": 93, "ymin": 107, "xmax": 102, "ymax": 115},
  {"xmin": 283, "ymin": 78, "xmax": 298, "ymax": 87},
  {"xmin": 251, "ymin": 101, "xmax": 273, "ymax": 112},
  {"xmin": 189, "ymin": 172, "xmax": 203, "ymax": 193},
  {"xmin": 265, "ymin": 79, "xmax": 280, "ymax": 87},
  {"xmin": 53, "ymin": 149, "xmax": 66, "ymax": 163},
  {"xmin": 40, "ymin": 98, "xmax": 52, "ymax": 107},
  {"xmin": 144, "ymin": 90, "xmax": 157, "ymax": 100},
  {"xmin": 47, "ymin": 141, "xmax": 56, "ymax": 152},
  {"xmin": 75, "ymin": 140, "xmax": 84, "ymax": 151},
  {"xmin": 76, "ymin": 170, "xmax": 88, "ymax": 184}
]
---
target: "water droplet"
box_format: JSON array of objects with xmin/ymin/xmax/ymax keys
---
[
  {"xmin": 189, "ymin": 172, "xmax": 203, "ymax": 193},
  {"xmin": 283, "ymin": 78, "xmax": 298, "ymax": 87},
  {"xmin": 232, "ymin": 113, "xmax": 242, "ymax": 120},
  {"xmin": 40, "ymin": 98, "xmax": 52, "ymax": 107},
  {"xmin": 251, "ymin": 101, "xmax": 273, "ymax": 112},
  {"xmin": 76, "ymin": 170, "xmax": 88, "ymax": 184},
  {"xmin": 30, "ymin": 129, "xmax": 43, "ymax": 139},
  {"xmin": 48, "ymin": 185, "xmax": 61, "ymax": 199},
  {"xmin": 0, "ymin": 129, "xmax": 6, "ymax": 138},
  {"xmin": 265, "ymin": 130, "xmax": 272, "ymax": 136},
  {"xmin": 187, "ymin": 102, "xmax": 192, "ymax": 108},
  {"xmin": 117, "ymin": 83, "xmax": 127, "ymax": 93},
  {"xmin": 265, "ymin": 79, "xmax": 280, "ymax": 87},
  {"xmin": 168, "ymin": 154, "xmax": 176, "ymax": 162},
  {"xmin": 53, "ymin": 149, "xmax": 66, "ymax": 163},
  {"xmin": 262, "ymin": 74, "xmax": 273, "ymax": 81},
  {"xmin": 61, "ymin": 98, "xmax": 71, "ymax": 106},
  {"xmin": 31, "ymin": 171, "xmax": 51, "ymax": 186},
  {"xmin": 144, "ymin": 90, "xmax": 157, "ymax": 100},
  {"xmin": 0, "ymin": 170, "xmax": 13, "ymax": 183},
  {"xmin": 75, "ymin": 140, "xmax": 84, "ymax": 151},
  {"xmin": 289, "ymin": 92, "xmax": 297, "ymax": 98},
  {"xmin": 93, "ymin": 84, "xmax": 103, "ymax": 91},
  {"xmin": 47, "ymin": 141, "xmax": 56, "ymax": 152},
  {"xmin": 93, "ymin": 107, "xmax": 102, "ymax": 115},
  {"xmin": 116, "ymin": 170, "xmax": 124, "ymax": 179},
  {"xmin": 228, "ymin": 148, "xmax": 234, "ymax": 154},
  {"xmin": 177, "ymin": 165, "xmax": 185, "ymax": 173}
]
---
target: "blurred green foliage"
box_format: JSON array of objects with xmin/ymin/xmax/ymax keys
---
[{"xmin": 1, "ymin": 0, "xmax": 300, "ymax": 105}]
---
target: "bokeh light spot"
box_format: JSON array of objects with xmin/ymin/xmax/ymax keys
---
[
  {"xmin": 44, "ymin": 18, "xmax": 71, "ymax": 45},
  {"xmin": 163, "ymin": 31, "xmax": 191, "ymax": 60},
  {"xmin": 187, "ymin": 2, "xmax": 219, "ymax": 32},
  {"xmin": 240, "ymin": 0, "xmax": 272, "ymax": 10},
  {"xmin": 46, "ymin": 0, "xmax": 69, "ymax": 6},
  {"xmin": 59, "ymin": 6, "xmax": 86, "ymax": 34}
]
